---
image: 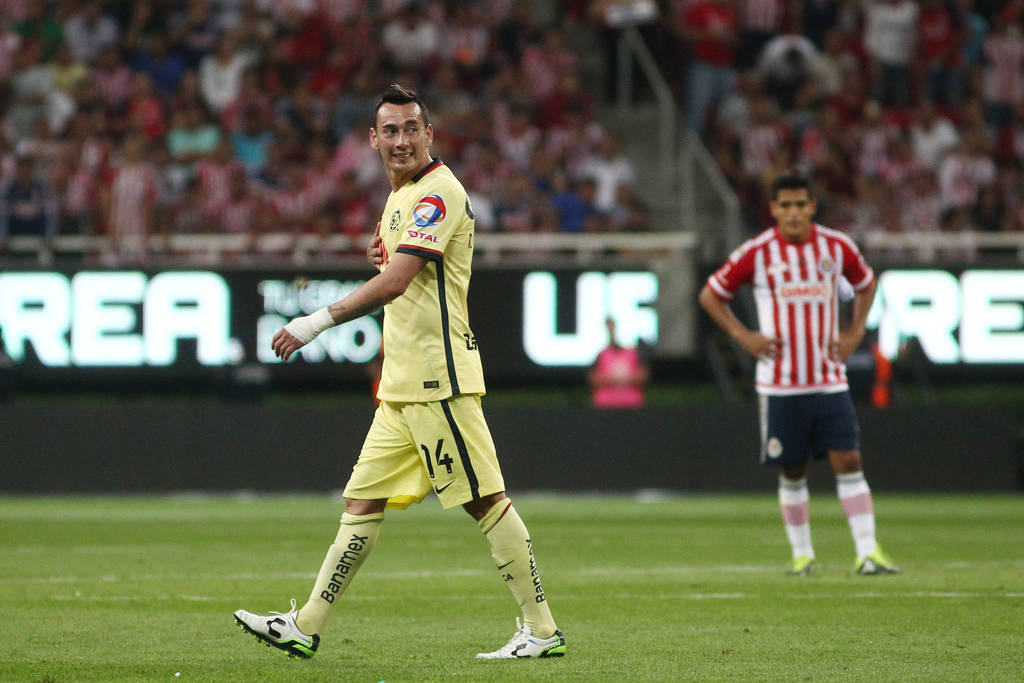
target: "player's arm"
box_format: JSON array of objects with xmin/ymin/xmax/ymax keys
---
[
  {"xmin": 698, "ymin": 284, "xmax": 782, "ymax": 360},
  {"xmin": 272, "ymin": 252, "xmax": 426, "ymax": 361},
  {"xmin": 831, "ymin": 276, "xmax": 877, "ymax": 362}
]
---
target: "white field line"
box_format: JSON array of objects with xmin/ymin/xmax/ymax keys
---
[
  {"xmin": 3, "ymin": 560, "xmax": 1022, "ymax": 586},
  {"xmin": 48, "ymin": 591, "xmax": 1024, "ymax": 603},
  {"xmin": 4, "ymin": 565, "xmax": 1019, "ymax": 589}
]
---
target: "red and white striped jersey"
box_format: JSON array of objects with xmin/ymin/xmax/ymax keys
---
[
  {"xmin": 983, "ymin": 33, "xmax": 1024, "ymax": 106},
  {"xmin": 108, "ymin": 162, "xmax": 158, "ymax": 239},
  {"xmin": 737, "ymin": 0, "xmax": 785, "ymax": 33},
  {"xmin": 706, "ymin": 223, "xmax": 874, "ymax": 396}
]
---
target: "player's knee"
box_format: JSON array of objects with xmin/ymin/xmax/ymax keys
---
[
  {"xmin": 462, "ymin": 491, "xmax": 507, "ymax": 521},
  {"xmin": 344, "ymin": 497, "xmax": 387, "ymax": 516},
  {"xmin": 828, "ymin": 450, "xmax": 862, "ymax": 473},
  {"xmin": 782, "ymin": 462, "xmax": 808, "ymax": 480}
]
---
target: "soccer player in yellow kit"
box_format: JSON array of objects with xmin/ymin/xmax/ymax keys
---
[{"xmin": 233, "ymin": 84, "xmax": 565, "ymax": 660}]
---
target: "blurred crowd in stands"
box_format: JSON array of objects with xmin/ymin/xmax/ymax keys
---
[
  {"xmin": 0, "ymin": 0, "xmax": 650, "ymax": 261},
  {"xmin": 1, "ymin": 0, "xmax": 1023, "ymax": 263},
  {"xmin": 661, "ymin": 0, "xmax": 1024, "ymax": 258}
]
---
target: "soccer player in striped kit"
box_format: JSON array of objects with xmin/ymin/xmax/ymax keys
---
[{"xmin": 699, "ymin": 169, "xmax": 900, "ymax": 576}]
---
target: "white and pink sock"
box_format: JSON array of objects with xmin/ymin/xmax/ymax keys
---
[
  {"xmin": 837, "ymin": 471, "xmax": 877, "ymax": 558},
  {"xmin": 779, "ymin": 476, "xmax": 814, "ymax": 559}
]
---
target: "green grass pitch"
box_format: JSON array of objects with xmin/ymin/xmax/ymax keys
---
[{"xmin": 2, "ymin": 493, "xmax": 1022, "ymax": 681}]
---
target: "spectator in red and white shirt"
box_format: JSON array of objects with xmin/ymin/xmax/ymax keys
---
[
  {"xmin": 937, "ymin": 125, "xmax": 996, "ymax": 212},
  {"xmin": 216, "ymin": 167, "xmax": 266, "ymax": 236},
  {"xmin": 982, "ymin": 21, "xmax": 1024, "ymax": 128},
  {"xmin": 105, "ymin": 133, "xmax": 158, "ymax": 259},
  {"xmin": 739, "ymin": 93, "xmax": 790, "ymax": 179},
  {"xmin": 88, "ymin": 45, "xmax": 134, "ymax": 111},
  {"xmin": 196, "ymin": 141, "xmax": 244, "ymax": 219},
  {"xmin": 736, "ymin": 0, "xmax": 787, "ymax": 69},
  {"xmin": 521, "ymin": 28, "xmax": 577, "ymax": 100}
]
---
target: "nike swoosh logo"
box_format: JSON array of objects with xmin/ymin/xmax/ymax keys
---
[
  {"xmin": 497, "ymin": 560, "xmax": 514, "ymax": 569},
  {"xmin": 433, "ymin": 481, "xmax": 454, "ymax": 494}
]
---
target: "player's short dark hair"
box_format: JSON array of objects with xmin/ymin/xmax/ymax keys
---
[
  {"xmin": 373, "ymin": 84, "xmax": 430, "ymax": 128},
  {"xmin": 770, "ymin": 169, "xmax": 812, "ymax": 199}
]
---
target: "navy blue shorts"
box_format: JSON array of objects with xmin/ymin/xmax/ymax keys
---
[{"xmin": 758, "ymin": 391, "xmax": 860, "ymax": 466}]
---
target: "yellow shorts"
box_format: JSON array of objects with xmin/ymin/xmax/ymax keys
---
[{"xmin": 343, "ymin": 394, "xmax": 505, "ymax": 509}]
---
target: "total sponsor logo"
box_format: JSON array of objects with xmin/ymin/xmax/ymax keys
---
[
  {"xmin": 406, "ymin": 229, "xmax": 440, "ymax": 243},
  {"xmin": 413, "ymin": 193, "xmax": 446, "ymax": 227},
  {"xmin": 777, "ymin": 282, "xmax": 832, "ymax": 301}
]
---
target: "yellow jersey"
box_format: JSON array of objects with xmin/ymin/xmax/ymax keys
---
[{"xmin": 376, "ymin": 158, "xmax": 485, "ymax": 402}]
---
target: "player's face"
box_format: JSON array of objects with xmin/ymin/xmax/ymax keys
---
[
  {"xmin": 370, "ymin": 102, "xmax": 433, "ymax": 183},
  {"xmin": 770, "ymin": 188, "xmax": 816, "ymax": 242}
]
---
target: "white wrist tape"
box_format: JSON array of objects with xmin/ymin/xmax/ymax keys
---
[{"xmin": 284, "ymin": 307, "xmax": 334, "ymax": 344}]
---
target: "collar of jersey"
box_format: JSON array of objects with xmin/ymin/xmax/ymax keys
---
[
  {"xmin": 774, "ymin": 222, "xmax": 817, "ymax": 245},
  {"xmin": 410, "ymin": 157, "xmax": 444, "ymax": 183}
]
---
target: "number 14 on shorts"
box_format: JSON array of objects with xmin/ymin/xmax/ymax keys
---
[{"xmin": 420, "ymin": 439, "xmax": 454, "ymax": 478}]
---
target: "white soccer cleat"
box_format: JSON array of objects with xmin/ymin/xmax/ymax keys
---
[
  {"xmin": 233, "ymin": 598, "xmax": 320, "ymax": 659},
  {"xmin": 476, "ymin": 618, "xmax": 566, "ymax": 659}
]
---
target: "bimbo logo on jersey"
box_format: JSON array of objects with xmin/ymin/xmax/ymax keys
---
[
  {"xmin": 777, "ymin": 282, "xmax": 832, "ymax": 301},
  {"xmin": 413, "ymin": 194, "xmax": 446, "ymax": 227}
]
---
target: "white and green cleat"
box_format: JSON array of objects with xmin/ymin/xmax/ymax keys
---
[
  {"xmin": 856, "ymin": 546, "xmax": 901, "ymax": 575},
  {"xmin": 476, "ymin": 618, "xmax": 566, "ymax": 659},
  {"xmin": 233, "ymin": 598, "xmax": 320, "ymax": 659},
  {"xmin": 787, "ymin": 555, "xmax": 817, "ymax": 576}
]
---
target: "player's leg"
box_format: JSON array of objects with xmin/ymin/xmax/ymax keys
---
[
  {"xmin": 294, "ymin": 497, "xmax": 386, "ymax": 635},
  {"xmin": 779, "ymin": 462, "xmax": 815, "ymax": 575},
  {"xmin": 233, "ymin": 496, "xmax": 386, "ymax": 658},
  {"xmin": 409, "ymin": 395, "xmax": 563, "ymax": 658},
  {"xmin": 761, "ymin": 395, "xmax": 816, "ymax": 574},
  {"xmin": 234, "ymin": 402, "xmax": 429, "ymax": 657},
  {"xmin": 819, "ymin": 392, "xmax": 899, "ymax": 574},
  {"xmin": 471, "ymin": 492, "xmax": 565, "ymax": 658}
]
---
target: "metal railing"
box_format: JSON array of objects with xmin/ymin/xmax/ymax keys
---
[
  {"xmin": 862, "ymin": 231, "xmax": 1024, "ymax": 261},
  {"xmin": 7, "ymin": 230, "xmax": 1024, "ymax": 267},
  {"xmin": 2, "ymin": 231, "xmax": 700, "ymax": 267},
  {"xmin": 678, "ymin": 133, "xmax": 744, "ymax": 261},
  {"xmin": 616, "ymin": 25, "xmax": 677, "ymax": 189}
]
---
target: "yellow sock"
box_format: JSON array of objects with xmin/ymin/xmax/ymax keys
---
[
  {"xmin": 295, "ymin": 511, "xmax": 383, "ymax": 635},
  {"xmin": 478, "ymin": 499, "xmax": 557, "ymax": 638}
]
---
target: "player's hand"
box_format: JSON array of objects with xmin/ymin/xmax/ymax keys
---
[
  {"xmin": 739, "ymin": 330, "xmax": 783, "ymax": 360},
  {"xmin": 271, "ymin": 327, "xmax": 305, "ymax": 361},
  {"xmin": 367, "ymin": 220, "xmax": 383, "ymax": 270},
  {"xmin": 830, "ymin": 329, "xmax": 864, "ymax": 362}
]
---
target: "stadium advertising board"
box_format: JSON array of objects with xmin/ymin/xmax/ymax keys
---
[
  {"xmin": 0, "ymin": 267, "xmax": 659, "ymax": 386},
  {"xmin": 868, "ymin": 269, "xmax": 1024, "ymax": 364}
]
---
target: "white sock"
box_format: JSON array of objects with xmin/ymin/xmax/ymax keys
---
[
  {"xmin": 778, "ymin": 476, "xmax": 814, "ymax": 559},
  {"xmin": 837, "ymin": 471, "xmax": 877, "ymax": 558}
]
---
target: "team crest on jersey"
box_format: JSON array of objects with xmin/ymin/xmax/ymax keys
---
[
  {"xmin": 766, "ymin": 437, "xmax": 783, "ymax": 459},
  {"xmin": 388, "ymin": 209, "xmax": 401, "ymax": 232},
  {"xmin": 413, "ymin": 194, "xmax": 446, "ymax": 228},
  {"xmin": 818, "ymin": 256, "xmax": 836, "ymax": 275}
]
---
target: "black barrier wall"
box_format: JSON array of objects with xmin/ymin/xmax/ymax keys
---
[{"xmin": 2, "ymin": 400, "xmax": 1018, "ymax": 493}]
